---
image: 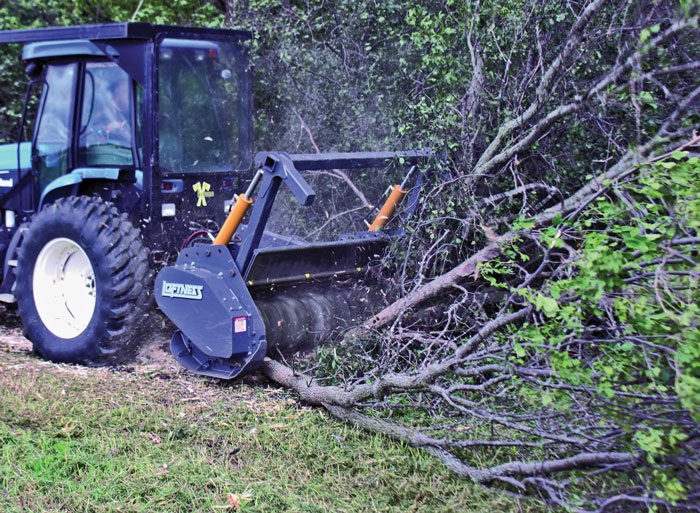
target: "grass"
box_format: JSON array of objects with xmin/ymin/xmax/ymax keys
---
[{"xmin": 0, "ymin": 338, "xmax": 539, "ymax": 513}]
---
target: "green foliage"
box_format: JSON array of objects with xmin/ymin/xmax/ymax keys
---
[
  {"xmin": 223, "ymin": 0, "xmax": 411, "ymax": 153},
  {"xmin": 511, "ymin": 155, "xmax": 700, "ymax": 504}
]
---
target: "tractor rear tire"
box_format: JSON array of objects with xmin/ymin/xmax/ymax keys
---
[{"xmin": 15, "ymin": 196, "xmax": 152, "ymax": 365}]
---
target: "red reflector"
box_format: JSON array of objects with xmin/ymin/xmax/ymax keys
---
[
  {"xmin": 208, "ymin": 48, "xmax": 219, "ymax": 59},
  {"xmin": 162, "ymin": 182, "xmax": 173, "ymax": 191},
  {"xmin": 234, "ymin": 317, "xmax": 247, "ymax": 333}
]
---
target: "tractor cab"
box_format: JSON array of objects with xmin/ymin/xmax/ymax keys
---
[{"xmin": 0, "ymin": 24, "xmax": 253, "ymax": 257}]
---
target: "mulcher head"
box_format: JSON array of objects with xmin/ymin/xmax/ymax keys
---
[{"xmin": 155, "ymin": 151, "xmax": 430, "ymax": 379}]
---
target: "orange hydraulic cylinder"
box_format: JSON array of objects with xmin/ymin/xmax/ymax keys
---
[
  {"xmin": 213, "ymin": 194, "xmax": 253, "ymax": 246},
  {"xmin": 369, "ymin": 185, "xmax": 407, "ymax": 231}
]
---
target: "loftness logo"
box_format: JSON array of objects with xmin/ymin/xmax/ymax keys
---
[{"xmin": 161, "ymin": 281, "xmax": 204, "ymax": 300}]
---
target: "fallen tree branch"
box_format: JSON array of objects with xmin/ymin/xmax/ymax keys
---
[
  {"xmin": 352, "ymin": 133, "xmax": 700, "ymax": 336},
  {"xmin": 321, "ymin": 404, "xmax": 633, "ymax": 485},
  {"xmin": 352, "ymin": 239, "xmax": 511, "ymax": 335},
  {"xmin": 263, "ymin": 306, "xmax": 532, "ymax": 406}
]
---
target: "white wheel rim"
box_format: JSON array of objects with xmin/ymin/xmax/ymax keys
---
[{"xmin": 33, "ymin": 237, "xmax": 96, "ymax": 339}]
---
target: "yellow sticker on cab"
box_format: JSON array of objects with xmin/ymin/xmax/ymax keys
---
[{"xmin": 193, "ymin": 181, "xmax": 214, "ymax": 207}]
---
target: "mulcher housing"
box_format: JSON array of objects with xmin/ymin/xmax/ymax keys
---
[{"xmin": 0, "ymin": 23, "xmax": 429, "ymax": 378}]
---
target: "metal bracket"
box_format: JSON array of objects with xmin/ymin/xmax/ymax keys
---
[{"xmin": 234, "ymin": 152, "xmax": 315, "ymax": 274}]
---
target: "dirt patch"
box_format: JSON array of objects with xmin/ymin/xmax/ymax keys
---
[
  {"xmin": 136, "ymin": 335, "xmax": 175, "ymax": 367},
  {"xmin": 0, "ymin": 304, "xmax": 29, "ymax": 352},
  {"xmin": 135, "ymin": 311, "xmax": 181, "ymax": 370},
  {"xmin": 0, "ymin": 306, "xmax": 182, "ymax": 375}
]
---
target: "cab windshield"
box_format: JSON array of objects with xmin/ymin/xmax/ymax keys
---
[{"xmin": 157, "ymin": 38, "xmax": 251, "ymax": 174}]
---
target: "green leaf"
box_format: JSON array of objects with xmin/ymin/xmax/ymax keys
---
[
  {"xmin": 535, "ymin": 295, "xmax": 559, "ymax": 317},
  {"xmin": 670, "ymin": 150, "xmax": 688, "ymax": 160}
]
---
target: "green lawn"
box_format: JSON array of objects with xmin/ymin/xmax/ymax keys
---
[{"xmin": 0, "ymin": 339, "xmax": 537, "ymax": 513}]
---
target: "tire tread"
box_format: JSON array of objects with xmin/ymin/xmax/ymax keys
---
[{"xmin": 15, "ymin": 196, "xmax": 153, "ymax": 365}]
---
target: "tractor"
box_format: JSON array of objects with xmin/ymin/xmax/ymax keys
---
[{"xmin": 0, "ymin": 23, "xmax": 427, "ymax": 378}]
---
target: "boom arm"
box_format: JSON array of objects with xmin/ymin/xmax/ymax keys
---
[{"xmin": 232, "ymin": 152, "xmax": 315, "ymax": 274}]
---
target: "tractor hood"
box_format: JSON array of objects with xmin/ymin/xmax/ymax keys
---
[{"xmin": 0, "ymin": 143, "xmax": 31, "ymax": 173}]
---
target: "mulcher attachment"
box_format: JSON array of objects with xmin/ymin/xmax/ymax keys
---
[
  {"xmin": 155, "ymin": 245, "xmax": 267, "ymax": 379},
  {"xmin": 155, "ymin": 150, "xmax": 429, "ymax": 379}
]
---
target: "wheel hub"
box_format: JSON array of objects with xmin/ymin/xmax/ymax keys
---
[{"xmin": 33, "ymin": 237, "xmax": 96, "ymax": 339}]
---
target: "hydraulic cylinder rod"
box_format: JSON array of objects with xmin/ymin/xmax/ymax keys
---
[
  {"xmin": 368, "ymin": 166, "xmax": 416, "ymax": 231},
  {"xmin": 212, "ymin": 169, "xmax": 262, "ymax": 246},
  {"xmin": 368, "ymin": 185, "xmax": 407, "ymax": 231}
]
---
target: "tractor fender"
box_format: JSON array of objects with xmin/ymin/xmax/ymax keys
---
[{"xmin": 38, "ymin": 168, "xmax": 142, "ymax": 209}]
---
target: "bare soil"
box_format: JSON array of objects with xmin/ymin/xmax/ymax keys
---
[{"xmin": 0, "ymin": 304, "xmax": 180, "ymax": 374}]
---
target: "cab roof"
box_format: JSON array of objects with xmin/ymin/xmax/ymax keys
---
[{"xmin": 0, "ymin": 23, "xmax": 251, "ymax": 59}]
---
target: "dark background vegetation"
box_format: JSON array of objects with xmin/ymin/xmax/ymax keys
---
[{"xmin": 1, "ymin": 1, "xmax": 699, "ymax": 511}]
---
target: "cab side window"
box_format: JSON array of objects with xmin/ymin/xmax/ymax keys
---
[
  {"xmin": 34, "ymin": 63, "xmax": 76, "ymax": 192},
  {"xmin": 79, "ymin": 62, "xmax": 134, "ymax": 167}
]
